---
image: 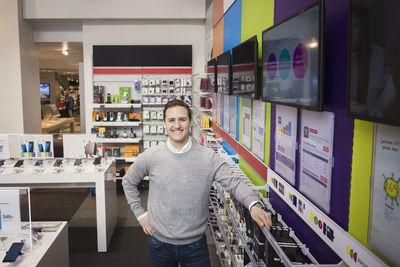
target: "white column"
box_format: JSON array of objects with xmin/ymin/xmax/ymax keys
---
[{"xmin": 0, "ymin": 0, "xmax": 41, "ymax": 134}]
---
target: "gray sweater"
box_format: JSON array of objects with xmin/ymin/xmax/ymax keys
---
[{"xmin": 122, "ymin": 141, "xmax": 260, "ymax": 245}]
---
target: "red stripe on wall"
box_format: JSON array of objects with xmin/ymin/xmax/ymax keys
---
[
  {"xmin": 93, "ymin": 68, "xmax": 192, "ymax": 75},
  {"xmin": 142, "ymin": 68, "xmax": 192, "ymax": 74},
  {"xmin": 212, "ymin": 122, "xmax": 268, "ymax": 181},
  {"xmin": 93, "ymin": 68, "xmax": 142, "ymax": 74}
]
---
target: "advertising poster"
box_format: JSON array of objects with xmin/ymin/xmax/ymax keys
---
[
  {"xmin": 216, "ymin": 93, "xmax": 222, "ymax": 126},
  {"xmin": 36, "ymin": 135, "xmax": 54, "ymax": 158},
  {"xmin": 223, "ymin": 95, "xmax": 230, "ymax": 132},
  {"xmin": 299, "ymin": 110, "xmax": 334, "ymax": 213},
  {"xmin": 252, "ymin": 100, "xmax": 265, "ymax": 161},
  {"xmin": 241, "ymin": 98, "xmax": 252, "ymax": 150},
  {"xmin": 19, "ymin": 135, "xmax": 36, "ymax": 158},
  {"xmin": 63, "ymin": 134, "xmax": 97, "ymax": 158},
  {"xmin": 0, "ymin": 135, "xmax": 10, "ymax": 159},
  {"xmin": 275, "ymin": 105, "xmax": 298, "ymax": 185},
  {"xmin": 369, "ymin": 124, "xmax": 400, "ymax": 266},
  {"xmin": 229, "ymin": 95, "xmax": 237, "ymax": 140},
  {"xmin": 0, "ymin": 189, "xmax": 21, "ymax": 236},
  {"xmin": 212, "ymin": 93, "xmax": 217, "ymax": 123}
]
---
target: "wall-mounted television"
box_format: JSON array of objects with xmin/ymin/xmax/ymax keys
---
[
  {"xmin": 207, "ymin": 59, "xmax": 217, "ymax": 92},
  {"xmin": 262, "ymin": 1, "xmax": 325, "ymax": 111},
  {"xmin": 217, "ymin": 50, "xmax": 232, "ymax": 95},
  {"xmin": 40, "ymin": 83, "xmax": 50, "ymax": 99},
  {"xmin": 232, "ymin": 36, "xmax": 260, "ymax": 99},
  {"xmin": 347, "ymin": 0, "xmax": 400, "ymax": 126}
]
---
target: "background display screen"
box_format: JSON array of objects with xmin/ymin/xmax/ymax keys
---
[
  {"xmin": 348, "ymin": 0, "xmax": 400, "ymax": 126},
  {"xmin": 232, "ymin": 36, "xmax": 259, "ymax": 99},
  {"xmin": 217, "ymin": 51, "xmax": 232, "ymax": 95},
  {"xmin": 40, "ymin": 83, "xmax": 50, "ymax": 99}
]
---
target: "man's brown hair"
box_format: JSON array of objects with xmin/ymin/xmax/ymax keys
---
[{"xmin": 163, "ymin": 99, "xmax": 192, "ymax": 121}]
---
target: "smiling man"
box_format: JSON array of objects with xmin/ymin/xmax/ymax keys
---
[{"xmin": 122, "ymin": 99, "xmax": 272, "ymax": 267}]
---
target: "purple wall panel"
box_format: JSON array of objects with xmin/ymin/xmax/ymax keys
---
[{"xmin": 268, "ymin": 0, "xmax": 354, "ymax": 262}]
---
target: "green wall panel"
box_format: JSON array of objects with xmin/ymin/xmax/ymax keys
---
[
  {"xmin": 239, "ymin": 156, "xmax": 267, "ymax": 197},
  {"xmin": 348, "ymin": 119, "xmax": 374, "ymax": 247}
]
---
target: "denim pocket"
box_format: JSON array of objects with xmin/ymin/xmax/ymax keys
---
[
  {"xmin": 148, "ymin": 235, "xmax": 162, "ymax": 249},
  {"xmin": 188, "ymin": 235, "xmax": 207, "ymax": 249}
]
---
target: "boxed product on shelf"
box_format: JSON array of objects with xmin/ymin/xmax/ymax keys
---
[
  {"xmin": 119, "ymin": 86, "xmax": 131, "ymax": 104},
  {"xmin": 93, "ymin": 85, "xmax": 105, "ymax": 103},
  {"xmin": 124, "ymin": 145, "xmax": 140, "ymax": 158}
]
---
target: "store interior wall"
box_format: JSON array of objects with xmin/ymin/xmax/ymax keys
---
[
  {"xmin": 0, "ymin": 0, "xmax": 40, "ymax": 134},
  {"xmin": 207, "ymin": 0, "xmax": 382, "ymax": 263},
  {"xmin": 82, "ymin": 20, "xmax": 205, "ymax": 133}
]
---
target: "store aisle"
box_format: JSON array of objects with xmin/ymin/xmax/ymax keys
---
[{"xmin": 27, "ymin": 185, "xmax": 221, "ymax": 267}]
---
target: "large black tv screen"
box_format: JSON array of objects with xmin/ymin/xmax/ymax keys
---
[
  {"xmin": 262, "ymin": 1, "xmax": 324, "ymax": 110},
  {"xmin": 207, "ymin": 59, "xmax": 217, "ymax": 92},
  {"xmin": 217, "ymin": 51, "xmax": 232, "ymax": 95},
  {"xmin": 347, "ymin": 0, "xmax": 400, "ymax": 126},
  {"xmin": 232, "ymin": 36, "xmax": 259, "ymax": 99}
]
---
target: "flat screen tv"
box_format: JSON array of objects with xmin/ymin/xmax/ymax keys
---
[
  {"xmin": 207, "ymin": 59, "xmax": 217, "ymax": 92},
  {"xmin": 347, "ymin": 0, "xmax": 400, "ymax": 126},
  {"xmin": 262, "ymin": 1, "xmax": 325, "ymax": 111},
  {"xmin": 217, "ymin": 50, "xmax": 232, "ymax": 95},
  {"xmin": 40, "ymin": 83, "xmax": 50, "ymax": 99},
  {"xmin": 232, "ymin": 36, "xmax": 260, "ymax": 99}
]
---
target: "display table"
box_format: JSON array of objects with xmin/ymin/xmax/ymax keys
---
[
  {"xmin": 0, "ymin": 221, "xmax": 69, "ymax": 267},
  {"xmin": 0, "ymin": 158, "xmax": 117, "ymax": 252},
  {"xmin": 41, "ymin": 118, "xmax": 75, "ymax": 133}
]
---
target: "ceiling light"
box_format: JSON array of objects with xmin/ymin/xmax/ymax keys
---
[{"xmin": 62, "ymin": 50, "xmax": 69, "ymax": 56}]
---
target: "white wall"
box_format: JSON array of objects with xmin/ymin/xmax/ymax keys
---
[
  {"xmin": 19, "ymin": 2, "xmax": 41, "ymax": 133},
  {"xmin": 82, "ymin": 20, "xmax": 205, "ymax": 132},
  {"xmin": 0, "ymin": 0, "xmax": 25, "ymax": 133},
  {"xmin": 23, "ymin": 0, "xmax": 205, "ymax": 20}
]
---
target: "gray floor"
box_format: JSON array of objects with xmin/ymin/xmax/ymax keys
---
[{"xmin": 30, "ymin": 185, "xmax": 222, "ymax": 267}]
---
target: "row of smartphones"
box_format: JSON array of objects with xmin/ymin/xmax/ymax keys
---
[
  {"xmin": 0, "ymin": 158, "xmax": 102, "ymax": 168},
  {"xmin": 21, "ymin": 141, "xmax": 51, "ymax": 153}
]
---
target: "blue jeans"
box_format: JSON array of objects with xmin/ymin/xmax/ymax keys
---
[{"xmin": 148, "ymin": 235, "xmax": 211, "ymax": 267}]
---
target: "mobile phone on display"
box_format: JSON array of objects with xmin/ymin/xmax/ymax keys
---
[
  {"xmin": 21, "ymin": 144, "xmax": 27, "ymax": 153},
  {"xmin": 45, "ymin": 141, "xmax": 51, "ymax": 152},
  {"xmin": 54, "ymin": 159, "xmax": 63, "ymax": 167},
  {"xmin": 38, "ymin": 144, "xmax": 44, "ymax": 152},
  {"xmin": 2, "ymin": 242, "xmax": 24, "ymax": 262},
  {"xmin": 93, "ymin": 157, "xmax": 101, "ymax": 165},
  {"xmin": 74, "ymin": 159, "xmax": 82, "ymax": 166},
  {"xmin": 0, "ymin": 160, "xmax": 4, "ymax": 167},
  {"xmin": 28, "ymin": 142, "xmax": 34, "ymax": 153},
  {"xmin": 35, "ymin": 160, "xmax": 43, "ymax": 166},
  {"xmin": 14, "ymin": 160, "xmax": 24, "ymax": 168}
]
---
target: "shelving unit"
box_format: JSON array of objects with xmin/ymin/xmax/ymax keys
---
[{"xmin": 95, "ymin": 138, "xmax": 141, "ymax": 143}]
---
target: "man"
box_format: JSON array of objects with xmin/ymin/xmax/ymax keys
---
[
  {"xmin": 122, "ymin": 99, "xmax": 272, "ymax": 267},
  {"xmin": 65, "ymin": 91, "xmax": 74, "ymax": 118}
]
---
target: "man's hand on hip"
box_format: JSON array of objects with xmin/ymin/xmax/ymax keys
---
[
  {"xmin": 250, "ymin": 205, "xmax": 272, "ymax": 231},
  {"xmin": 139, "ymin": 215, "xmax": 155, "ymax": 235}
]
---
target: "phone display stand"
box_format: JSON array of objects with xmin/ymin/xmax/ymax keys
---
[{"xmin": 0, "ymin": 187, "xmax": 33, "ymax": 254}]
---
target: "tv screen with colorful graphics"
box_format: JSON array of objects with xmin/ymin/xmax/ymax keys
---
[
  {"xmin": 232, "ymin": 36, "xmax": 260, "ymax": 99},
  {"xmin": 262, "ymin": 1, "xmax": 325, "ymax": 111},
  {"xmin": 217, "ymin": 50, "xmax": 232, "ymax": 95},
  {"xmin": 40, "ymin": 83, "xmax": 50, "ymax": 99}
]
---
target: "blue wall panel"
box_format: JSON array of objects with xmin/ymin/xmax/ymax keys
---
[{"xmin": 223, "ymin": 0, "xmax": 242, "ymax": 52}]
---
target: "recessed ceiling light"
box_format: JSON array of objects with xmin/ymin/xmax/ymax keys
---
[{"xmin": 62, "ymin": 50, "xmax": 69, "ymax": 56}]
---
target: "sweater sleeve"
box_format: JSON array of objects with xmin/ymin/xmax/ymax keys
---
[
  {"xmin": 122, "ymin": 152, "xmax": 149, "ymax": 219},
  {"xmin": 212, "ymin": 153, "xmax": 260, "ymax": 210}
]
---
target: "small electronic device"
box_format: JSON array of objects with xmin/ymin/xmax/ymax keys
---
[
  {"xmin": 34, "ymin": 160, "xmax": 43, "ymax": 166},
  {"xmin": 28, "ymin": 141, "xmax": 34, "ymax": 153},
  {"xmin": 54, "ymin": 159, "xmax": 63, "ymax": 167},
  {"xmin": 93, "ymin": 157, "xmax": 101, "ymax": 165},
  {"xmin": 2, "ymin": 242, "xmax": 24, "ymax": 263},
  {"xmin": 14, "ymin": 160, "xmax": 24, "ymax": 168},
  {"xmin": 0, "ymin": 160, "xmax": 5, "ymax": 167},
  {"xmin": 21, "ymin": 144, "xmax": 27, "ymax": 153},
  {"xmin": 74, "ymin": 159, "xmax": 82, "ymax": 166},
  {"xmin": 38, "ymin": 144, "xmax": 44, "ymax": 153}
]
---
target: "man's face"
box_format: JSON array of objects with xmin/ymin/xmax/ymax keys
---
[{"xmin": 163, "ymin": 106, "xmax": 192, "ymax": 145}]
